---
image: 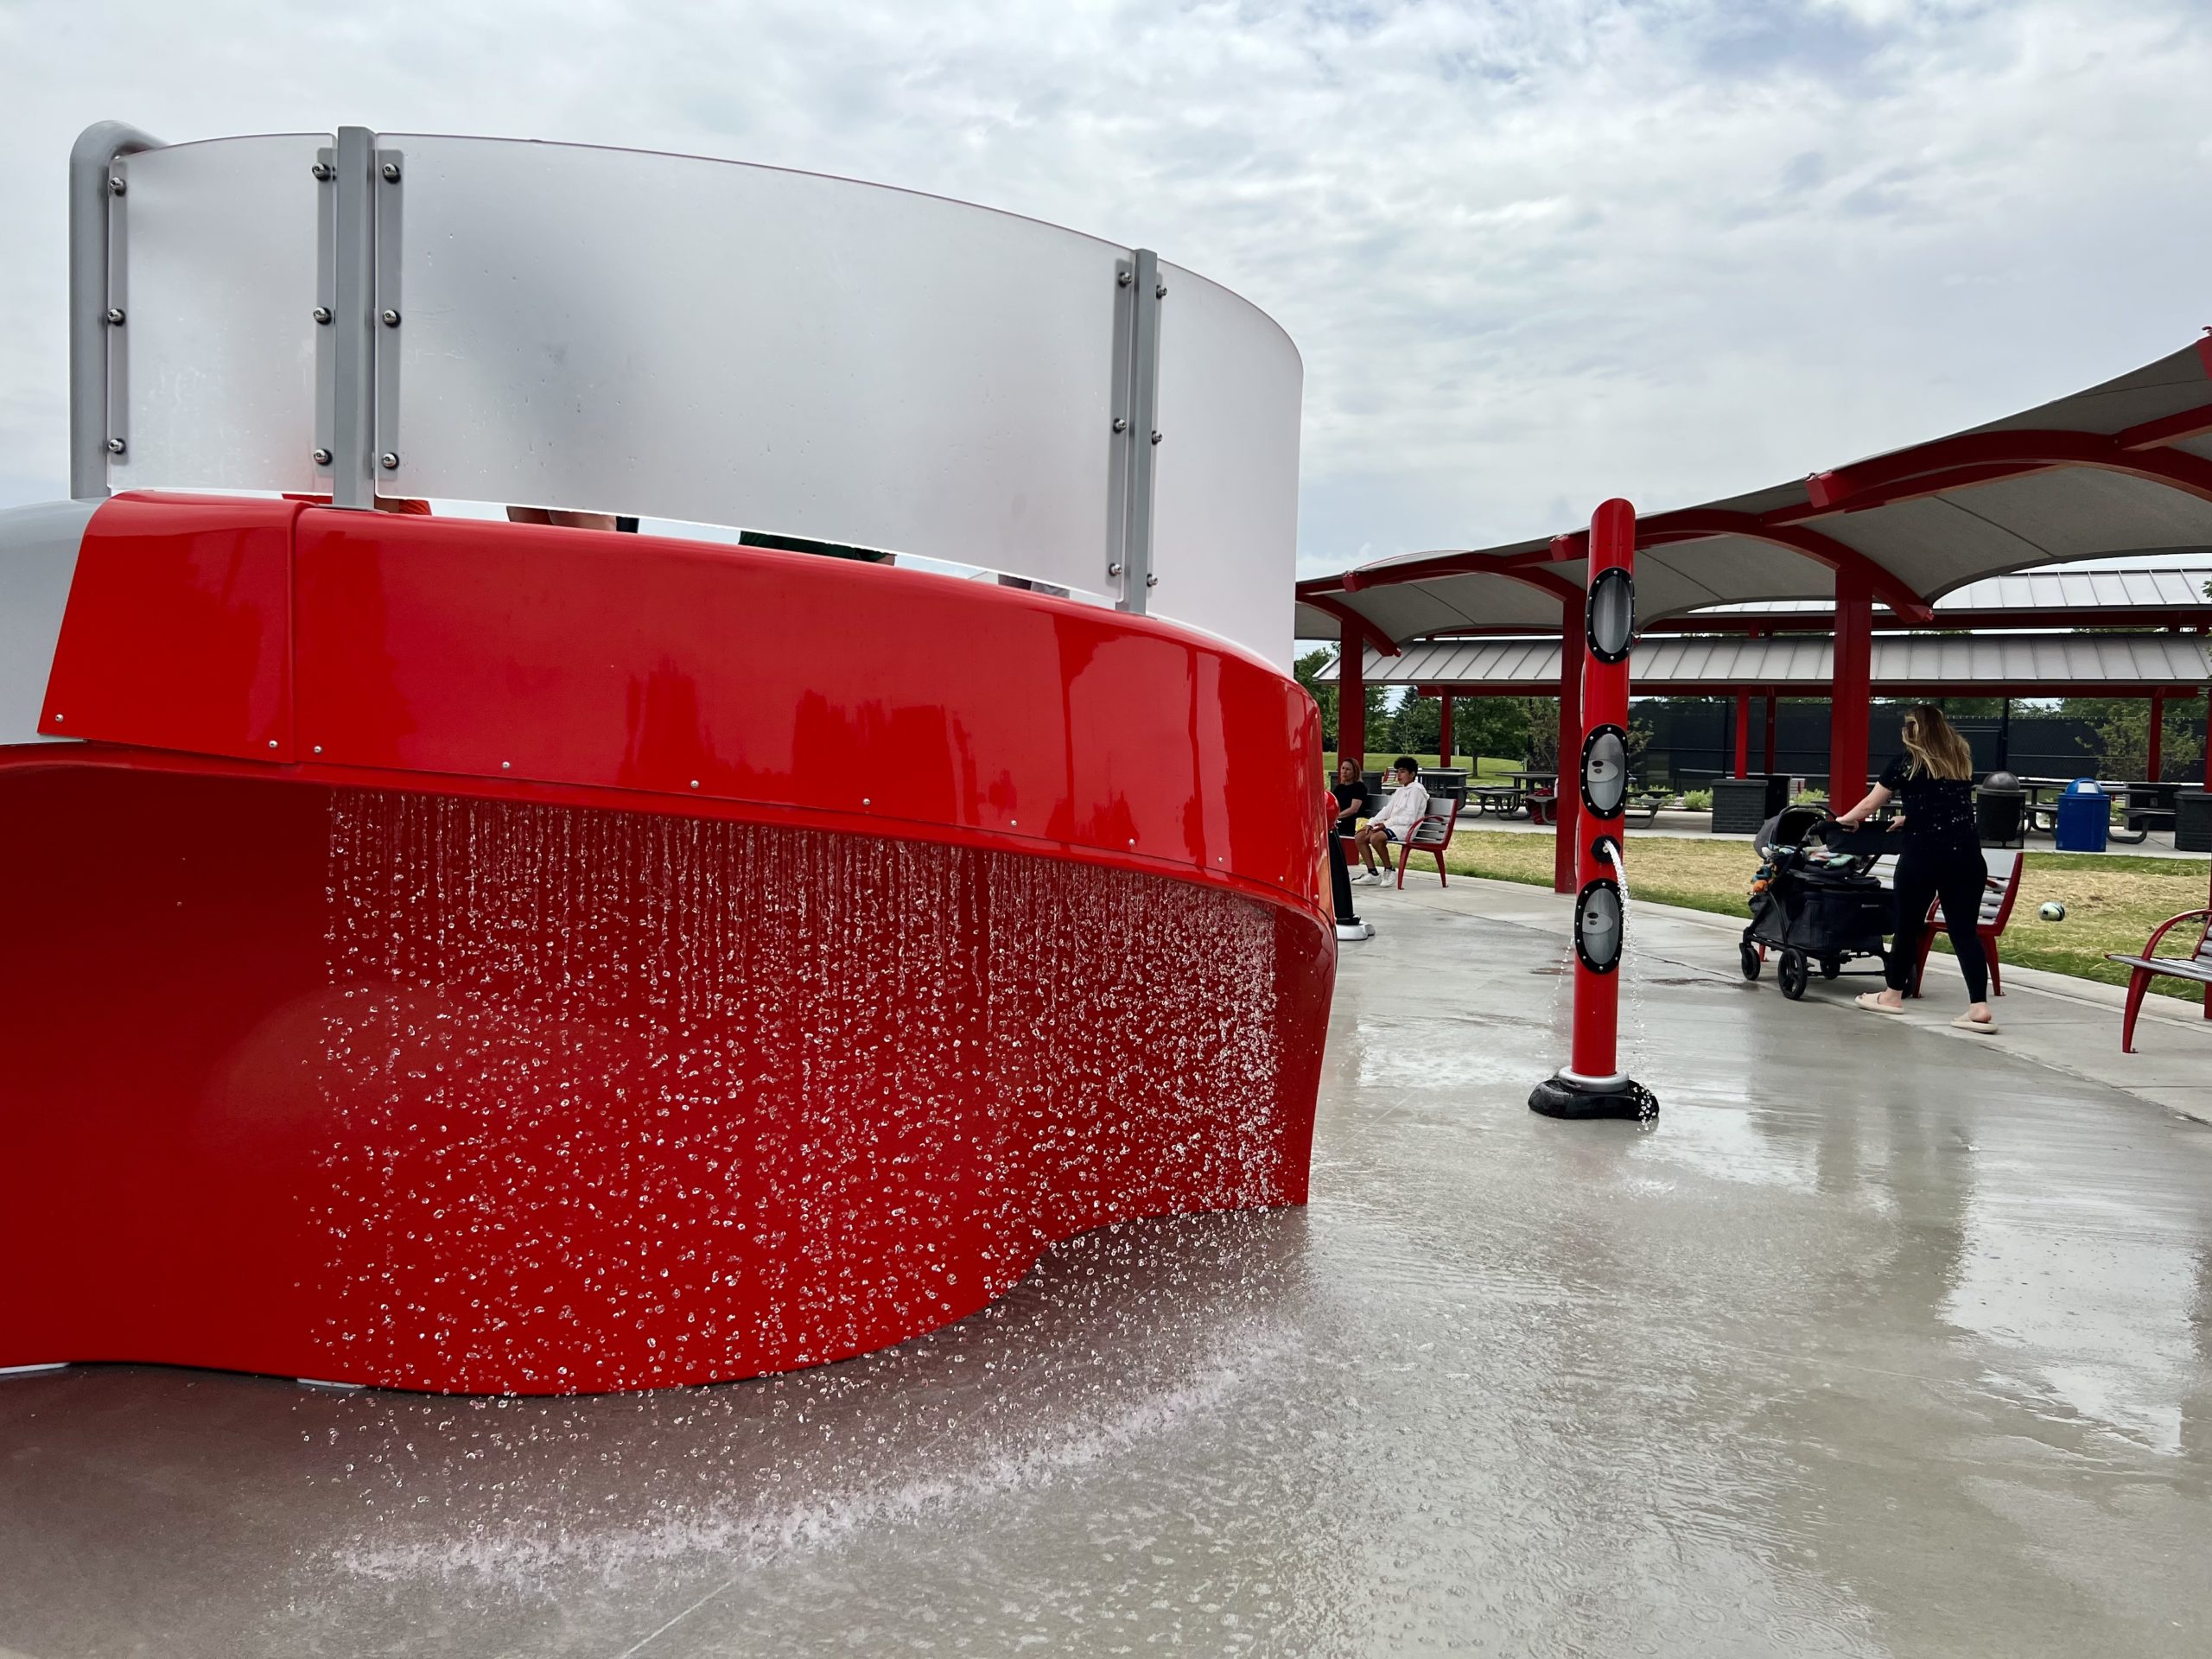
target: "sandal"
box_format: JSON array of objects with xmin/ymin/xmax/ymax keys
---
[
  {"xmin": 1853, "ymin": 994, "xmax": 1904, "ymax": 1015},
  {"xmin": 1951, "ymin": 1014, "xmax": 1999, "ymax": 1036}
]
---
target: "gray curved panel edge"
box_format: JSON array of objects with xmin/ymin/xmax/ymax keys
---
[
  {"xmin": 0, "ymin": 500, "xmax": 98, "ymax": 745},
  {"xmin": 71, "ymin": 122, "xmax": 164, "ymax": 499}
]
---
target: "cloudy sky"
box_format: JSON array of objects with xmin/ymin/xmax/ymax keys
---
[{"xmin": 3, "ymin": 0, "xmax": 2209, "ymax": 586}]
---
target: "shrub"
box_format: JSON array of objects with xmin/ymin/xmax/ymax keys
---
[{"xmin": 1681, "ymin": 789, "xmax": 1713, "ymax": 811}]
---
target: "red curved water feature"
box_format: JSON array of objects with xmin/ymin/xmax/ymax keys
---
[{"xmin": 0, "ymin": 493, "xmax": 1333, "ymax": 1393}]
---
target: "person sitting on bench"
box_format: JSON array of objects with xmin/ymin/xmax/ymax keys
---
[
  {"xmin": 1352, "ymin": 759, "xmax": 1428, "ymax": 886},
  {"xmin": 1331, "ymin": 758, "xmax": 1374, "ymax": 840}
]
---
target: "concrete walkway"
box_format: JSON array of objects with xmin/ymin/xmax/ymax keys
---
[
  {"xmin": 3, "ymin": 884, "xmax": 2209, "ymax": 1656},
  {"xmin": 1369, "ymin": 873, "xmax": 2212, "ymax": 1124}
]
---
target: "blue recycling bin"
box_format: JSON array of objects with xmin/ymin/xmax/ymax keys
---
[{"xmin": 2053, "ymin": 777, "xmax": 2109, "ymax": 852}]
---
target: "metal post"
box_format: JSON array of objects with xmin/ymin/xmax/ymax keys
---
[
  {"xmin": 1553, "ymin": 601, "xmax": 1580, "ymax": 894},
  {"xmin": 1995, "ymin": 697, "xmax": 2012, "ymax": 771},
  {"xmin": 326, "ymin": 127, "xmax": 379, "ymax": 508},
  {"xmin": 1732, "ymin": 692, "xmax": 1750, "ymax": 779},
  {"xmin": 1828, "ymin": 570, "xmax": 1873, "ymax": 810},
  {"xmin": 1109, "ymin": 248, "xmax": 1164, "ymax": 613},
  {"xmin": 2147, "ymin": 690, "xmax": 2165, "ymax": 782},
  {"xmin": 1531, "ymin": 499, "xmax": 1655, "ymax": 1122},
  {"xmin": 1763, "ymin": 694, "xmax": 1778, "ymax": 772},
  {"xmin": 1337, "ymin": 618, "xmax": 1365, "ymax": 768},
  {"xmin": 1438, "ymin": 693, "xmax": 1454, "ymax": 768},
  {"xmin": 69, "ymin": 122, "xmax": 162, "ymax": 499}
]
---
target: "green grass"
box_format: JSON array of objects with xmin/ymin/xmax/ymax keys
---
[{"xmin": 1434, "ymin": 830, "xmax": 2210, "ymax": 1001}]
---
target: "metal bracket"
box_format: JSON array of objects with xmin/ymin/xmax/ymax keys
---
[
  {"xmin": 326, "ymin": 127, "xmax": 379, "ymax": 508},
  {"xmin": 103, "ymin": 161, "xmax": 130, "ymax": 474},
  {"xmin": 68, "ymin": 121, "xmax": 162, "ymax": 499},
  {"xmin": 372, "ymin": 147, "xmax": 404, "ymax": 486},
  {"xmin": 312, "ymin": 147, "xmax": 338, "ymax": 474},
  {"xmin": 1107, "ymin": 247, "xmax": 1164, "ymax": 613}
]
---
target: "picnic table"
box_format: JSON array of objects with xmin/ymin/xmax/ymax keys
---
[
  {"xmin": 1474, "ymin": 784, "xmax": 1530, "ymax": 818},
  {"xmin": 2017, "ymin": 778, "xmax": 2073, "ymax": 836},
  {"xmin": 2014, "ymin": 776, "xmax": 2169, "ymax": 842}
]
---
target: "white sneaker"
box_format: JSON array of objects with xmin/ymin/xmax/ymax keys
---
[{"xmin": 1351, "ymin": 869, "xmax": 1376, "ymax": 885}]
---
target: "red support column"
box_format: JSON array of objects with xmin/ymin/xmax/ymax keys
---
[
  {"xmin": 1439, "ymin": 693, "xmax": 1455, "ymax": 768},
  {"xmin": 1763, "ymin": 694, "xmax": 1778, "ymax": 773},
  {"xmin": 2147, "ymin": 691, "xmax": 2164, "ymax": 781},
  {"xmin": 1530, "ymin": 498, "xmax": 1652, "ymax": 1121},
  {"xmin": 1554, "ymin": 601, "xmax": 1581, "ymax": 894},
  {"xmin": 1338, "ymin": 617, "xmax": 1365, "ymax": 772},
  {"xmin": 1732, "ymin": 691, "xmax": 1751, "ymax": 779},
  {"xmin": 1828, "ymin": 573, "xmax": 1874, "ymax": 810}
]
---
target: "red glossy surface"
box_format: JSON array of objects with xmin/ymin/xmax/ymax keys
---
[
  {"xmin": 1569, "ymin": 500, "xmax": 1633, "ymax": 1080},
  {"xmin": 8, "ymin": 494, "xmax": 1333, "ymax": 1394},
  {"xmin": 40, "ymin": 493, "xmax": 302, "ymax": 761},
  {"xmin": 290, "ymin": 507, "xmax": 1320, "ymax": 906}
]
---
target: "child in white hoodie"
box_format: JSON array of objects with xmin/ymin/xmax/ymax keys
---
[{"xmin": 1352, "ymin": 758, "xmax": 1428, "ymax": 885}]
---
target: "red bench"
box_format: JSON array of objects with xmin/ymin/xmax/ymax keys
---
[
  {"xmin": 1391, "ymin": 795, "xmax": 1465, "ymax": 889},
  {"xmin": 2108, "ymin": 909, "xmax": 2212, "ymax": 1052}
]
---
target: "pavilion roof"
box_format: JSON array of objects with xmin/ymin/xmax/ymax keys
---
[
  {"xmin": 1297, "ymin": 341, "xmax": 2212, "ymax": 654},
  {"xmin": 1318, "ymin": 632, "xmax": 2212, "ymax": 698}
]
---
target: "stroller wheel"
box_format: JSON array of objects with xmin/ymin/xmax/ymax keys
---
[
  {"xmin": 1778, "ymin": 950, "xmax": 1809, "ymax": 1001},
  {"xmin": 1738, "ymin": 942, "xmax": 1762, "ymax": 981},
  {"xmin": 1819, "ymin": 954, "xmax": 1842, "ymax": 980}
]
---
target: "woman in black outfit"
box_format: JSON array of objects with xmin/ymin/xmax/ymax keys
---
[
  {"xmin": 1831, "ymin": 704, "xmax": 1998, "ymax": 1034},
  {"xmin": 1331, "ymin": 759, "xmax": 1373, "ymax": 839}
]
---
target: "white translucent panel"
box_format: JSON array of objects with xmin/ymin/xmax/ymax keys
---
[
  {"xmin": 1148, "ymin": 263, "xmax": 1304, "ymax": 668},
  {"xmin": 113, "ymin": 136, "xmax": 324, "ymax": 494},
  {"xmin": 384, "ymin": 137, "xmax": 1124, "ymax": 598}
]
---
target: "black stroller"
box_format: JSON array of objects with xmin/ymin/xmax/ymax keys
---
[{"xmin": 1739, "ymin": 805, "xmax": 1895, "ymax": 1000}]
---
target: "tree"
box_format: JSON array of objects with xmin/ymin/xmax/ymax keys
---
[
  {"xmin": 1458, "ymin": 697, "xmax": 1537, "ymax": 766},
  {"xmin": 1294, "ymin": 648, "xmax": 1335, "ymax": 742},
  {"xmin": 1295, "ymin": 647, "xmax": 1385, "ymax": 754},
  {"xmin": 2060, "ymin": 696, "xmax": 2203, "ymax": 780},
  {"xmin": 1390, "ymin": 694, "xmax": 1441, "ymax": 756}
]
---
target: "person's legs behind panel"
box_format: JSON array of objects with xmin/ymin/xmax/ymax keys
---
[
  {"xmin": 1935, "ymin": 849, "xmax": 1996, "ymax": 1031},
  {"xmin": 1859, "ymin": 851, "xmax": 1936, "ymax": 1015}
]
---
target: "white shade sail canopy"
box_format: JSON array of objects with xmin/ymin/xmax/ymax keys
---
[{"xmin": 1300, "ymin": 342, "xmax": 2212, "ymax": 650}]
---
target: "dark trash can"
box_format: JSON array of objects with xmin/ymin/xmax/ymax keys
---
[
  {"xmin": 2177, "ymin": 788, "xmax": 2212, "ymax": 854},
  {"xmin": 1974, "ymin": 780, "xmax": 2025, "ymax": 848},
  {"xmin": 2052, "ymin": 778, "xmax": 2109, "ymax": 853},
  {"xmin": 1713, "ymin": 775, "xmax": 1789, "ymax": 835}
]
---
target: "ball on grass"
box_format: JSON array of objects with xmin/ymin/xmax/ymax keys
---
[{"xmin": 2039, "ymin": 900, "xmax": 2067, "ymax": 922}]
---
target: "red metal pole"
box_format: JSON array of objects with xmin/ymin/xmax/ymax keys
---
[
  {"xmin": 1763, "ymin": 694, "xmax": 1778, "ymax": 773},
  {"xmin": 2147, "ymin": 690, "xmax": 2164, "ymax": 781},
  {"xmin": 1554, "ymin": 600, "xmax": 1581, "ymax": 894},
  {"xmin": 1568, "ymin": 499, "xmax": 1634, "ymax": 1085},
  {"xmin": 1732, "ymin": 691, "xmax": 1751, "ymax": 779},
  {"xmin": 1828, "ymin": 572, "xmax": 1873, "ymax": 809},
  {"xmin": 1338, "ymin": 616, "xmax": 1365, "ymax": 772},
  {"xmin": 1439, "ymin": 693, "xmax": 1455, "ymax": 768}
]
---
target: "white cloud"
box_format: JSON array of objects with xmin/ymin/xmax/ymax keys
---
[{"xmin": 3, "ymin": 0, "xmax": 2208, "ymax": 584}]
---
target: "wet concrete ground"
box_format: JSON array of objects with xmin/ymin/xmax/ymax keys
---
[{"xmin": 3, "ymin": 881, "xmax": 2209, "ymax": 1657}]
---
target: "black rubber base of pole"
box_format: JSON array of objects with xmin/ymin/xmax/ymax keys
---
[{"xmin": 1528, "ymin": 1075, "xmax": 1659, "ymax": 1121}]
